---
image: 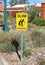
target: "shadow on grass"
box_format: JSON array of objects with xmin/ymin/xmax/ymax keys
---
[{"xmin": 11, "ymin": 39, "xmax": 21, "ymax": 60}]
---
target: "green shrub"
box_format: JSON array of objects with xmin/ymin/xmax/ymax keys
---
[
  {"xmin": 31, "ymin": 31, "xmax": 45, "ymax": 47},
  {"xmin": 23, "ymin": 50, "xmax": 31, "ymax": 57},
  {"xmin": 0, "ymin": 31, "xmax": 20, "ymax": 53},
  {"xmin": 32, "ymin": 17, "xmax": 45, "ymax": 26},
  {"xmin": 0, "ymin": 15, "xmax": 4, "ymax": 24},
  {"xmin": 39, "ymin": 60, "xmax": 45, "ymax": 65},
  {"xmin": 29, "ymin": 11, "xmax": 36, "ymax": 22},
  {"xmin": 0, "ymin": 42, "xmax": 15, "ymax": 52},
  {"xmin": 31, "ymin": 31, "xmax": 41, "ymax": 47}
]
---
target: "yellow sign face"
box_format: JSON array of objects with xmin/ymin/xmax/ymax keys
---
[{"xmin": 16, "ymin": 13, "xmax": 28, "ymax": 30}]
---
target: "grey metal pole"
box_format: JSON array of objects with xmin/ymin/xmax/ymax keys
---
[
  {"xmin": 18, "ymin": 0, "xmax": 24, "ymax": 62},
  {"xmin": 20, "ymin": 31, "xmax": 24, "ymax": 62}
]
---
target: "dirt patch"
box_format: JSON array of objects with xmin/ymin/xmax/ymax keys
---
[{"xmin": 0, "ymin": 52, "xmax": 21, "ymax": 65}]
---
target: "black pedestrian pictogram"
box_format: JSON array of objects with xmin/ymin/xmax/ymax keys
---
[{"xmin": 18, "ymin": 19, "xmax": 24, "ymax": 26}]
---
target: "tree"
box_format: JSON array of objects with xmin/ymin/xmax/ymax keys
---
[
  {"xmin": 26, "ymin": 4, "xmax": 40, "ymax": 22},
  {"xmin": 30, "ymin": 4, "xmax": 40, "ymax": 22},
  {"xmin": 9, "ymin": 0, "xmax": 28, "ymax": 6},
  {"xmin": 9, "ymin": 0, "xmax": 18, "ymax": 6}
]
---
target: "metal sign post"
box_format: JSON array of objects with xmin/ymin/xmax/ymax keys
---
[
  {"xmin": 4, "ymin": 0, "xmax": 8, "ymax": 32},
  {"xmin": 16, "ymin": 12, "xmax": 28, "ymax": 63},
  {"xmin": 20, "ymin": 31, "xmax": 24, "ymax": 62}
]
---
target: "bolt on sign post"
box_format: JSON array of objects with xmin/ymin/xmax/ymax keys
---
[
  {"xmin": 16, "ymin": 12, "xmax": 28, "ymax": 62},
  {"xmin": 4, "ymin": 0, "xmax": 8, "ymax": 32}
]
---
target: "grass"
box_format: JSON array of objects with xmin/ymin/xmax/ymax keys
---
[
  {"xmin": 32, "ymin": 17, "xmax": 45, "ymax": 26},
  {"xmin": 24, "ymin": 24, "xmax": 45, "ymax": 49},
  {"xmin": 23, "ymin": 49, "xmax": 31, "ymax": 57},
  {"xmin": 39, "ymin": 60, "xmax": 45, "ymax": 65},
  {"xmin": 31, "ymin": 31, "xmax": 41, "ymax": 47},
  {"xmin": 0, "ymin": 31, "xmax": 20, "ymax": 53},
  {"xmin": 0, "ymin": 15, "xmax": 4, "ymax": 24},
  {"xmin": 0, "ymin": 21, "xmax": 45, "ymax": 54},
  {"xmin": 0, "ymin": 42, "xmax": 15, "ymax": 53},
  {"xmin": 31, "ymin": 30, "xmax": 45, "ymax": 47}
]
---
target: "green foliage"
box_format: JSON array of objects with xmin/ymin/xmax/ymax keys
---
[
  {"xmin": 31, "ymin": 31, "xmax": 41, "ymax": 47},
  {"xmin": 31, "ymin": 31, "xmax": 45, "ymax": 47},
  {"xmin": 23, "ymin": 50, "xmax": 31, "ymax": 57},
  {"xmin": 0, "ymin": 15, "xmax": 4, "ymax": 24},
  {"xmin": 28, "ymin": 4, "xmax": 40, "ymax": 22},
  {"xmin": 29, "ymin": 10, "xmax": 36, "ymax": 22},
  {"xmin": 7, "ymin": 13, "xmax": 16, "ymax": 30},
  {"xmin": 0, "ymin": 42, "xmax": 15, "ymax": 53},
  {"xmin": 0, "ymin": 31, "xmax": 20, "ymax": 53},
  {"xmin": 39, "ymin": 60, "xmax": 45, "ymax": 65},
  {"xmin": 32, "ymin": 17, "xmax": 45, "ymax": 26}
]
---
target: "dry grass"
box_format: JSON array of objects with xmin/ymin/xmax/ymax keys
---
[{"xmin": 0, "ymin": 30, "xmax": 20, "ymax": 52}]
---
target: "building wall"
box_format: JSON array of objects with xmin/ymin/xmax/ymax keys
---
[
  {"xmin": 7, "ymin": 7, "xmax": 25, "ymax": 17},
  {"xmin": 41, "ymin": 3, "xmax": 45, "ymax": 18},
  {"xmin": 11, "ymin": 11, "xmax": 17, "ymax": 17}
]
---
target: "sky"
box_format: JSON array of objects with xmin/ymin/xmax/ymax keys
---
[
  {"xmin": 0, "ymin": 0, "xmax": 41, "ymax": 6},
  {"xmin": 8, "ymin": 0, "xmax": 41, "ymax": 3},
  {"xmin": 7, "ymin": 0, "xmax": 41, "ymax": 4},
  {"xmin": 7, "ymin": 0, "xmax": 41, "ymax": 6},
  {"xmin": 0, "ymin": 0, "xmax": 41, "ymax": 4},
  {"xmin": 29, "ymin": 0, "xmax": 41, "ymax": 4}
]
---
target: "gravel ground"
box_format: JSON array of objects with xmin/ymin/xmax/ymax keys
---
[{"xmin": 0, "ymin": 47, "xmax": 45, "ymax": 65}]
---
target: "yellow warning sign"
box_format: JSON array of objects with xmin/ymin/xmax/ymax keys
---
[{"xmin": 16, "ymin": 13, "xmax": 28, "ymax": 30}]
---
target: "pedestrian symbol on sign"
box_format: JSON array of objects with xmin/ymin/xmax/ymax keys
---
[{"xmin": 18, "ymin": 19, "xmax": 24, "ymax": 26}]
